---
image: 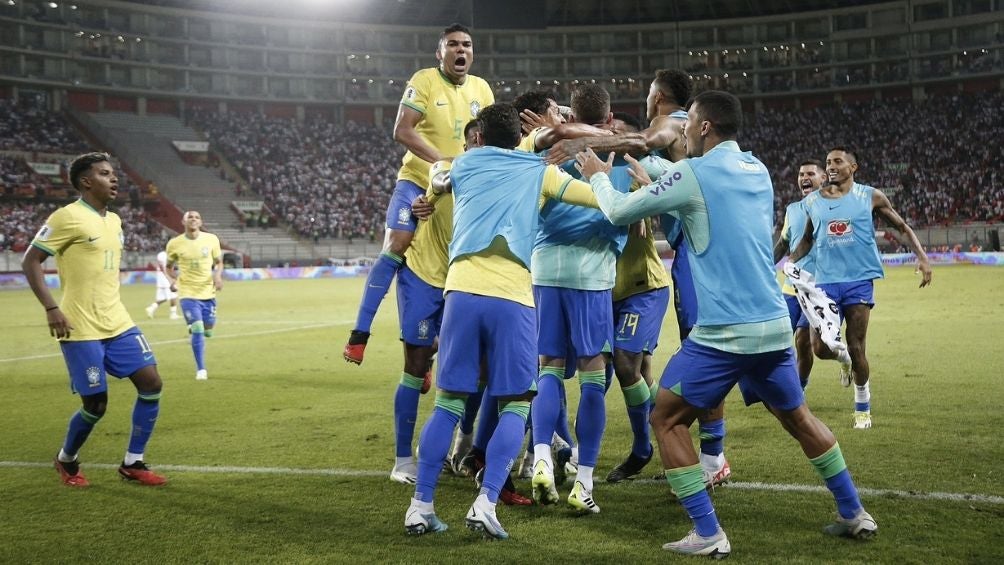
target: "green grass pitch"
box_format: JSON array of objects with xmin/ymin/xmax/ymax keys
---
[{"xmin": 1, "ymin": 265, "xmax": 1002, "ymax": 563}]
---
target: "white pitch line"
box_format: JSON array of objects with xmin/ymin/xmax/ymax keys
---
[
  {"xmin": 1, "ymin": 461, "xmax": 1001, "ymax": 505},
  {"xmin": 0, "ymin": 321, "xmax": 351, "ymax": 364}
]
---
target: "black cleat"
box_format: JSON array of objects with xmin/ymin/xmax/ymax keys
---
[{"xmin": 606, "ymin": 450, "xmax": 653, "ymax": 483}]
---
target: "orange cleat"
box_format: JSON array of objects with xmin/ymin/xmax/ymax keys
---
[
  {"xmin": 343, "ymin": 331, "xmax": 370, "ymax": 365},
  {"xmin": 54, "ymin": 458, "xmax": 89, "ymax": 487},
  {"xmin": 118, "ymin": 461, "xmax": 168, "ymax": 486},
  {"xmin": 500, "ymin": 488, "xmax": 533, "ymax": 506}
]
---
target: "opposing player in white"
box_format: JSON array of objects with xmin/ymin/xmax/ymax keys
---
[{"xmin": 146, "ymin": 251, "xmax": 179, "ymax": 320}]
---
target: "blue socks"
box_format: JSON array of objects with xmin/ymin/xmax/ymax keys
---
[
  {"xmin": 414, "ymin": 396, "xmax": 464, "ymax": 503},
  {"xmin": 460, "ymin": 388, "xmax": 484, "ymax": 436},
  {"xmin": 127, "ymin": 392, "xmax": 161, "ymax": 454},
  {"xmin": 191, "ymin": 332, "xmax": 205, "ymax": 371},
  {"xmin": 668, "ymin": 464, "xmax": 721, "ymax": 537},
  {"xmin": 575, "ymin": 370, "xmax": 607, "ymax": 468},
  {"xmin": 394, "ymin": 373, "xmax": 424, "ymax": 458},
  {"xmin": 62, "ymin": 408, "xmax": 101, "ymax": 457},
  {"xmin": 531, "ymin": 369, "xmax": 563, "ymax": 450},
  {"xmin": 699, "ymin": 418, "xmax": 726, "ymax": 457},
  {"xmin": 473, "ymin": 393, "xmax": 499, "ymax": 452},
  {"xmin": 354, "ymin": 252, "xmax": 403, "ymax": 334},
  {"xmin": 480, "ymin": 403, "xmax": 530, "ymax": 503}
]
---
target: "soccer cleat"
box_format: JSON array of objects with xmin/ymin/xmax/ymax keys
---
[
  {"xmin": 343, "ymin": 330, "xmax": 370, "ymax": 365},
  {"xmin": 390, "ymin": 462, "xmax": 418, "ymax": 485},
  {"xmin": 567, "ymin": 480, "xmax": 600, "ymax": 514},
  {"xmin": 145, "ymin": 305, "xmax": 156, "ymax": 319},
  {"xmin": 405, "ymin": 505, "xmax": 448, "ymax": 535},
  {"xmin": 517, "ymin": 451, "xmax": 534, "ymax": 480},
  {"xmin": 54, "ymin": 457, "xmax": 89, "ymax": 487},
  {"xmin": 195, "ymin": 369, "xmax": 208, "ymax": 380},
  {"xmin": 169, "ymin": 312, "xmax": 181, "ymax": 320},
  {"xmin": 465, "ymin": 502, "xmax": 509, "ymax": 540},
  {"xmin": 118, "ymin": 461, "xmax": 167, "ymax": 486},
  {"xmin": 704, "ymin": 458, "xmax": 732, "ymax": 488},
  {"xmin": 499, "ymin": 487, "xmax": 532, "ymax": 506},
  {"xmin": 553, "ymin": 446, "xmax": 573, "ymax": 486},
  {"xmin": 839, "ymin": 362, "xmax": 853, "ymax": 387},
  {"xmin": 853, "ymin": 411, "xmax": 872, "ymax": 429},
  {"xmin": 823, "ymin": 508, "xmax": 877, "ymax": 539},
  {"xmin": 530, "ymin": 460, "xmax": 560, "ymax": 505},
  {"xmin": 457, "ymin": 451, "xmax": 484, "ymax": 479},
  {"xmin": 606, "ymin": 449, "xmax": 653, "ymax": 483},
  {"xmin": 662, "ymin": 528, "xmax": 731, "ymax": 559}
]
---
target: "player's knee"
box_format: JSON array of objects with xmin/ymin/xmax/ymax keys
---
[
  {"xmin": 189, "ymin": 320, "xmax": 205, "ymax": 334},
  {"xmin": 81, "ymin": 393, "xmax": 108, "ymax": 419},
  {"xmin": 433, "ymin": 391, "xmax": 467, "ymax": 418},
  {"xmin": 578, "ymin": 369, "xmax": 606, "ymax": 390},
  {"xmin": 385, "ymin": 230, "xmax": 413, "ymax": 255}
]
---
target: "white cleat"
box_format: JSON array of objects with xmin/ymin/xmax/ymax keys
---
[
  {"xmin": 195, "ymin": 369, "xmax": 208, "ymax": 380},
  {"xmin": 823, "ymin": 508, "xmax": 877, "ymax": 539},
  {"xmin": 663, "ymin": 528, "xmax": 731, "ymax": 559},
  {"xmin": 853, "ymin": 411, "xmax": 872, "ymax": 429},
  {"xmin": 145, "ymin": 305, "xmax": 156, "ymax": 319},
  {"xmin": 839, "ymin": 362, "xmax": 853, "ymax": 387},
  {"xmin": 567, "ymin": 480, "xmax": 600, "ymax": 514},
  {"xmin": 404, "ymin": 502, "xmax": 448, "ymax": 535},
  {"xmin": 465, "ymin": 501, "xmax": 509, "ymax": 540},
  {"xmin": 169, "ymin": 313, "xmax": 181, "ymax": 320},
  {"xmin": 703, "ymin": 458, "xmax": 732, "ymax": 488},
  {"xmin": 390, "ymin": 462, "xmax": 418, "ymax": 485}
]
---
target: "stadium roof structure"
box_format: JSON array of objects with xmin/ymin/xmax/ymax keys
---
[{"xmin": 129, "ymin": 0, "xmax": 896, "ymax": 27}]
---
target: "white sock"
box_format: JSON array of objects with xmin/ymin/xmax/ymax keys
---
[
  {"xmin": 854, "ymin": 382, "xmax": 870, "ymax": 406},
  {"xmin": 474, "ymin": 493, "xmax": 496, "ymax": 513},
  {"xmin": 699, "ymin": 452, "xmax": 725, "ymax": 473},
  {"xmin": 570, "ymin": 446, "xmax": 579, "ymax": 466},
  {"xmin": 410, "ymin": 497, "xmax": 433, "ymax": 513},
  {"xmin": 395, "ymin": 456, "xmax": 415, "ymax": 468},
  {"xmin": 170, "ymin": 306, "xmax": 178, "ymax": 315},
  {"xmin": 576, "ymin": 464, "xmax": 594, "ymax": 490},
  {"xmin": 148, "ymin": 302, "xmax": 158, "ymax": 310},
  {"xmin": 57, "ymin": 449, "xmax": 77, "ymax": 463},
  {"xmin": 533, "ymin": 444, "xmax": 552, "ymax": 467},
  {"xmin": 123, "ymin": 452, "xmax": 143, "ymax": 466},
  {"xmin": 837, "ymin": 349, "xmax": 851, "ymax": 366}
]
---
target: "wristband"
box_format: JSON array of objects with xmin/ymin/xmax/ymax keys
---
[{"xmin": 45, "ymin": 306, "xmax": 59, "ymax": 311}]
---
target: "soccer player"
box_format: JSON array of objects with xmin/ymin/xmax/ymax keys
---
[
  {"xmin": 403, "ymin": 103, "xmax": 598, "ymax": 540},
  {"xmin": 528, "ymin": 84, "xmax": 632, "ymax": 514},
  {"xmin": 344, "ymin": 23, "xmax": 494, "ymax": 365},
  {"xmin": 165, "ymin": 210, "xmax": 223, "ymax": 380},
  {"xmin": 145, "ymin": 250, "xmax": 180, "ymax": 320},
  {"xmin": 577, "ymin": 91, "xmax": 877, "ymax": 557},
  {"xmin": 773, "ymin": 160, "xmax": 829, "ymax": 385},
  {"xmin": 22, "ymin": 152, "xmax": 167, "ymax": 487},
  {"xmin": 790, "ymin": 148, "xmax": 932, "ymax": 429}
]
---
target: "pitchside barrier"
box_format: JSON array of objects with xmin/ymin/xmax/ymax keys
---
[{"xmin": 1, "ymin": 252, "xmax": 1001, "ymax": 291}]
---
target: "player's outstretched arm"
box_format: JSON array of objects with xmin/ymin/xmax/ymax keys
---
[
  {"xmin": 873, "ymin": 189, "xmax": 932, "ymax": 287},
  {"xmin": 576, "ymin": 149, "xmax": 693, "ymax": 226},
  {"xmin": 21, "ymin": 246, "xmax": 73, "ymax": 339},
  {"xmin": 393, "ymin": 105, "xmax": 446, "ymax": 164}
]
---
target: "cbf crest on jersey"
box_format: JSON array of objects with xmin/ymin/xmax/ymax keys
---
[
  {"xmin": 86, "ymin": 366, "xmax": 101, "ymax": 387},
  {"xmin": 417, "ymin": 319, "xmax": 430, "ymax": 340},
  {"xmin": 470, "ymin": 100, "xmax": 480, "ymax": 117},
  {"xmin": 35, "ymin": 224, "xmax": 52, "ymax": 241},
  {"xmin": 201, "ymin": 246, "xmax": 210, "ymax": 257}
]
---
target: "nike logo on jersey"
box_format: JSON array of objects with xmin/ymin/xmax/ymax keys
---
[
  {"xmin": 829, "ymin": 205, "xmax": 840, "ymax": 210},
  {"xmin": 435, "ymin": 101, "xmax": 448, "ymax": 106},
  {"xmin": 87, "ymin": 236, "xmax": 101, "ymax": 242}
]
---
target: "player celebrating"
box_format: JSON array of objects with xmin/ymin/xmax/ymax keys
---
[
  {"xmin": 22, "ymin": 152, "xmax": 167, "ymax": 487},
  {"xmin": 145, "ymin": 250, "xmax": 180, "ymax": 320},
  {"xmin": 166, "ymin": 210, "xmax": 223, "ymax": 380},
  {"xmin": 344, "ymin": 23, "xmax": 494, "ymax": 365},
  {"xmin": 790, "ymin": 148, "xmax": 932, "ymax": 429},
  {"xmin": 403, "ymin": 103, "xmax": 598, "ymax": 540},
  {"xmin": 577, "ymin": 91, "xmax": 876, "ymax": 557}
]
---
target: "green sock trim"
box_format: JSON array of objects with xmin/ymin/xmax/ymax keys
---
[
  {"xmin": 649, "ymin": 381, "xmax": 659, "ymax": 401},
  {"xmin": 666, "ymin": 464, "xmax": 705, "ymax": 499},
  {"xmin": 579, "ymin": 369, "xmax": 606, "ymax": 388},
  {"xmin": 138, "ymin": 392, "xmax": 162, "ymax": 402},
  {"xmin": 399, "ymin": 372, "xmax": 424, "ymax": 391},
  {"xmin": 434, "ymin": 392, "xmax": 467, "ymax": 418},
  {"xmin": 500, "ymin": 400, "xmax": 531, "ymax": 421},
  {"xmin": 622, "ymin": 379, "xmax": 650, "ymax": 407},
  {"xmin": 79, "ymin": 408, "xmax": 101, "ymax": 424},
  {"xmin": 190, "ymin": 320, "xmax": 205, "ymax": 334},
  {"xmin": 382, "ymin": 251, "xmax": 404, "ymax": 264},
  {"xmin": 204, "ymin": 329, "xmax": 213, "ymax": 338},
  {"xmin": 810, "ymin": 443, "xmax": 847, "ymax": 480},
  {"xmin": 538, "ymin": 366, "xmax": 564, "ymax": 379}
]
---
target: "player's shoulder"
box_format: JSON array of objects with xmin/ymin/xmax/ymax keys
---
[{"xmin": 409, "ymin": 67, "xmax": 439, "ymax": 85}]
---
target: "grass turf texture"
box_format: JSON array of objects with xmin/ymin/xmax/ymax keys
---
[{"xmin": 0, "ymin": 264, "xmax": 1001, "ymax": 563}]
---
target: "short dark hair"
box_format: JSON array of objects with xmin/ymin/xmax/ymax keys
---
[
  {"xmin": 69, "ymin": 152, "xmax": 111, "ymax": 190},
  {"xmin": 799, "ymin": 158, "xmax": 825, "ymax": 171},
  {"xmin": 653, "ymin": 69, "xmax": 693, "ymax": 107},
  {"xmin": 441, "ymin": 23, "xmax": 472, "ymax": 42},
  {"xmin": 612, "ymin": 111, "xmax": 643, "ymax": 132},
  {"xmin": 476, "ymin": 103, "xmax": 521, "ymax": 149},
  {"xmin": 463, "ymin": 119, "xmax": 480, "ymax": 138},
  {"xmin": 828, "ymin": 146, "xmax": 858, "ymax": 163},
  {"xmin": 512, "ymin": 90, "xmax": 551, "ymax": 116},
  {"xmin": 570, "ymin": 83, "xmax": 610, "ymax": 126},
  {"xmin": 689, "ymin": 90, "xmax": 743, "ymax": 138}
]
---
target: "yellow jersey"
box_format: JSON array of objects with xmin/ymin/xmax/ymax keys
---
[
  {"xmin": 398, "ymin": 68, "xmax": 494, "ymax": 188},
  {"xmin": 166, "ymin": 231, "xmax": 222, "ymax": 300},
  {"xmin": 445, "ymin": 166, "xmax": 598, "ymax": 307},
  {"xmin": 408, "ymin": 185, "xmax": 454, "ymax": 288},
  {"xmin": 612, "ymin": 216, "xmax": 671, "ymax": 302},
  {"xmin": 515, "ymin": 128, "xmax": 543, "ymax": 153},
  {"xmin": 30, "ymin": 200, "xmax": 133, "ymax": 341}
]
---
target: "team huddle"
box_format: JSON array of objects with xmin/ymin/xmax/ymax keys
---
[{"xmin": 23, "ymin": 22, "xmax": 932, "ymax": 560}]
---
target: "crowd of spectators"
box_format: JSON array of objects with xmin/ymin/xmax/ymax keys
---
[
  {"xmin": 0, "ymin": 200, "xmax": 170, "ymax": 253},
  {"xmin": 193, "ymin": 109, "xmax": 401, "ymax": 241},
  {"xmin": 0, "ymin": 98, "xmax": 89, "ymax": 154}
]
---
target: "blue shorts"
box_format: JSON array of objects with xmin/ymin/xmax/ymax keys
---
[
  {"xmin": 60, "ymin": 327, "xmax": 156, "ymax": 396},
  {"xmin": 613, "ymin": 287, "xmax": 670, "ymax": 354},
  {"xmin": 396, "ymin": 266, "xmax": 444, "ymax": 346},
  {"xmin": 437, "ymin": 291, "xmax": 537, "ymax": 397},
  {"xmin": 784, "ymin": 294, "xmax": 809, "ymax": 331},
  {"xmin": 660, "ymin": 339, "xmax": 805, "ymax": 411},
  {"xmin": 533, "ymin": 285, "xmax": 613, "ymax": 358},
  {"xmin": 819, "ymin": 280, "xmax": 875, "ymax": 313},
  {"xmin": 181, "ymin": 298, "xmax": 217, "ymax": 328},
  {"xmin": 385, "ymin": 179, "xmax": 424, "ymax": 233},
  {"xmin": 671, "ymin": 252, "xmax": 698, "ymax": 338}
]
